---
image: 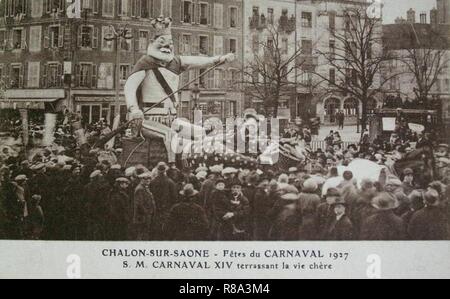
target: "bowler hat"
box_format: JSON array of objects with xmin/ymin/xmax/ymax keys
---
[
  {"xmin": 14, "ymin": 175, "xmax": 28, "ymax": 182},
  {"xmin": 403, "ymin": 168, "xmax": 414, "ymax": 176},
  {"xmin": 156, "ymin": 162, "xmax": 168, "ymax": 172},
  {"xmin": 116, "ymin": 177, "xmax": 131, "ymax": 184},
  {"xmin": 331, "ymin": 198, "xmax": 348, "ymax": 207}
]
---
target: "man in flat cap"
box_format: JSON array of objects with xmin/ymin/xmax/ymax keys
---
[{"xmin": 133, "ymin": 172, "xmax": 155, "ymax": 240}]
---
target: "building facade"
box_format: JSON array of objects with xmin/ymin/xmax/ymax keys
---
[
  {"xmin": 0, "ymin": 0, "xmax": 244, "ymax": 127},
  {"xmin": 383, "ymin": 6, "xmax": 450, "ymax": 132},
  {"xmin": 242, "ymin": 0, "xmax": 379, "ymax": 125}
]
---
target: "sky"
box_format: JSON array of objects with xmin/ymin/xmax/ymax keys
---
[{"xmin": 381, "ymin": 0, "xmax": 438, "ymax": 24}]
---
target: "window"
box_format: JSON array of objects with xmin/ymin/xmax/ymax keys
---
[
  {"xmin": 10, "ymin": 64, "xmax": 22, "ymax": 88},
  {"xmin": 267, "ymin": 38, "xmax": 273, "ymax": 49},
  {"xmin": 102, "ymin": 0, "xmax": 115, "ymax": 17},
  {"xmin": 267, "ymin": 8, "xmax": 274, "ymax": 25},
  {"xmin": 49, "ymin": 26, "xmax": 62, "ymax": 48},
  {"xmin": 214, "ymin": 69, "xmax": 224, "ymax": 89},
  {"xmin": 119, "ymin": 0, "xmax": 131, "ymax": 16},
  {"xmin": 97, "ymin": 63, "xmax": 114, "ymax": 89},
  {"xmin": 29, "ymin": 26, "xmax": 42, "ymax": 52},
  {"xmin": 229, "ymin": 38, "xmax": 237, "ymax": 53},
  {"xmin": 79, "ymin": 63, "xmax": 92, "ymax": 87},
  {"xmin": 367, "ymin": 43, "xmax": 372, "ymax": 59},
  {"xmin": 329, "ymin": 68, "xmax": 336, "ymax": 85},
  {"xmin": 27, "ymin": 62, "xmax": 40, "ymax": 88},
  {"xmin": 12, "ymin": 28, "xmax": 25, "ymax": 50},
  {"xmin": 302, "ymin": 39, "xmax": 312, "ymax": 56},
  {"xmin": 445, "ymin": 79, "xmax": 450, "ymax": 92},
  {"xmin": 101, "ymin": 26, "xmax": 114, "ymax": 51},
  {"xmin": 229, "ymin": 7, "xmax": 238, "ymax": 28},
  {"xmin": 161, "ymin": 0, "xmax": 172, "ymax": 17},
  {"xmin": 329, "ymin": 12, "xmax": 336, "ymax": 30},
  {"xmin": 329, "ymin": 40, "xmax": 335, "ymax": 60},
  {"xmin": 31, "ymin": 0, "xmax": 43, "ymax": 18},
  {"xmin": 181, "ymin": 34, "xmax": 191, "ymax": 54},
  {"xmin": 139, "ymin": 30, "xmax": 149, "ymax": 52},
  {"xmin": 119, "ymin": 64, "xmax": 131, "ymax": 82},
  {"xmin": 301, "ymin": 72, "xmax": 312, "ymax": 86},
  {"xmin": 199, "ymin": 3, "xmax": 208, "ymax": 25},
  {"xmin": 199, "ymin": 36, "xmax": 208, "ymax": 55},
  {"xmin": 0, "ymin": 30, "xmax": 7, "ymax": 50},
  {"xmin": 301, "ymin": 12, "xmax": 312, "ymax": 28},
  {"xmin": 252, "ymin": 35, "xmax": 259, "ymax": 52},
  {"xmin": 139, "ymin": 0, "xmax": 151, "ymax": 17},
  {"xmin": 214, "ymin": 3, "xmax": 223, "ymax": 28},
  {"xmin": 120, "ymin": 37, "xmax": 132, "ymax": 51},
  {"xmin": 47, "ymin": 63, "xmax": 62, "ymax": 87},
  {"xmin": 80, "ymin": 26, "xmax": 93, "ymax": 48},
  {"xmin": 199, "ymin": 68, "xmax": 206, "ymax": 88},
  {"xmin": 182, "ymin": 1, "xmax": 192, "ymax": 23},
  {"xmin": 214, "ymin": 36, "xmax": 223, "ymax": 56},
  {"xmin": 282, "ymin": 38, "xmax": 288, "ymax": 54},
  {"xmin": 252, "ymin": 70, "xmax": 259, "ymax": 83}
]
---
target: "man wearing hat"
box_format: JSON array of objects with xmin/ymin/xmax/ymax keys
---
[
  {"xmin": 107, "ymin": 178, "xmax": 131, "ymax": 241},
  {"xmin": 214, "ymin": 179, "xmax": 250, "ymax": 241},
  {"xmin": 133, "ymin": 172, "xmax": 156, "ymax": 240},
  {"xmin": 324, "ymin": 197, "xmax": 354, "ymax": 240},
  {"xmin": 317, "ymin": 188, "xmax": 340, "ymax": 240},
  {"xmin": 408, "ymin": 189, "xmax": 447, "ymax": 240},
  {"xmin": 149, "ymin": 162, "xmax": 177, "ymax": 240},
  {"xmin": 385, "ymin": 176, "xmax": 410, "ymax": 216},
  {"xmin": 84, "ymin": 169, "xmax": 110, "ymax": 240},
  {"xmin": 165, "ymin": 184, "xmax": 209, "ymax": 241},
  {"xmin": 360, "ymin": 192, "xmax": 406, "ymax": 240}
]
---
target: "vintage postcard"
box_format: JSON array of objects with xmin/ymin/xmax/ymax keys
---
[{"xmin": 0, "ymin": 0, "xmax": 449, "ymax": 281}]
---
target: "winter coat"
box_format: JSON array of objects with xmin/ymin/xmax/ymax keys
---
[
  {"xmin": 316, "ymin": 203, "xmax": 335, "ymax": 240},
  {"xmin": 360, "ymin": 210, "xmax": 407, "ymax": 240},
  {"xmin": 150, "ymin": 174, "xmax": 178, "ymax": 218},
  {"xmin": 214, "ymin": 192, "xmax": 251, "ymax": 241},
  {"xmin": 253, "ymin": 185, "xmax": 278, "ymax": 240},
  {"xmin": 324, "ymin": 214, "xmax": 354, "ymax": 240},
  {"xmin": 297, "ymin": 191, "xmax": 321, "ymax": 240},
  {"xmin": 165, "ymin": 199, "xmax": 209, "ymax": 241},
  {"xmin": 133, "ymin": 184, "xmax": 155, "ymax": 225},
  {"xmin": 108, "ymin": 188, "xmax": 130, "ymax": 240},
  {"xmin": 268, "ymin": 192, "xmax": 302, "ymax": 241},
  {"xmin": 408, "ymin": 206, "xmax": 448, "ymax": 240}
]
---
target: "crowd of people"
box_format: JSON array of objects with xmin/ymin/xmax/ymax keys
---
[{"xmin": 1, "ymin": 119, "xmax": 449, "ymax": 241}]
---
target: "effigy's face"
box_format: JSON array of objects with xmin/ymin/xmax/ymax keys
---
[{"xmin": 148, "ymin": 34, "xmax": 175, "ymax": 63}]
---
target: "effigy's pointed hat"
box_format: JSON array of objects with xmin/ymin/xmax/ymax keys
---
[{"xmin": 151, "ymin": 16, "xmax": 173, "ymax": 37}]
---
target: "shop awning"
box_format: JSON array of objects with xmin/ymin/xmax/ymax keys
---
[{"xmin": 0, "ymin": 98, "xmax": 59, "ymax": 109}]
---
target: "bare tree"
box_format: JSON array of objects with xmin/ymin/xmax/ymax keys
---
[
  {"xmin": 397, "ymin": 26, "xmax": 449, "ymax": 106},
  {"xmin": 241, "ymin": 22, "xmax": 314, "ymax": 118},
  {"xmin": 314, "ymin": 6, "xmax": 398, "ymax": 131}
]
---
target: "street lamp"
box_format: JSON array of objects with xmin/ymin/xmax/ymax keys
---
[
  {"xmin": 191, "ymin": 83, "xmax": 201, "ymax": 123},
  {"xmin": 104, "ymin": 26, "xmax": 134, "ymax": 119}
]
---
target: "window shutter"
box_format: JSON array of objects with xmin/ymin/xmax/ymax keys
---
[
  {"xmin": 43, "ymin": 26, "xmax": 49, "ymax": 48},
  {"xmin": 189, "ymin": 69, "xmax": 196, "ymax": 85},
  {"xmin": 134, "ymin": 29, "xmax": 140, "ymax": 52},
  {"xmin": 192, "ymin": 2, "xmax": 196, "ymax": 24},
  {"xmin": 180, "ymin": 0, "xmax": 183, "ymax": 22},
  {"xmin": 57, "ymin": 63, "xmax": 63, "ymax": 86},
  {"xmin": 21, "ymin": 63, "xmax": 26, "ymax": 88},
  {"xmin": 192, "ymin": 35, "xmax": 198, "ymax": 55},
  {"xmin": 21, "ymin": 29, "xmax": 27, "ymax": 50},
  {"xmin": 74, "ymin": 64, "xmax": 80, "ymax": 86},
  {"xmin": 77, "ymin": 26, "xmax": 82, "ymax": 47},
  {"xmin": 58, "ymin": 26, "xmax": 64, "ymax": 47},
  {"xmin": 207, "ymin": 70, "xmax": 213, "ymax": 89},
  {"xmin": 92, "ymin": 64, "xmax": 97, "ymax": 87},
  {"xmin": 93, "ymin": 0, "xmax": 99, "ymax": 14},
  {"xmin": 41, "ymin": 63, "xmax": 47, "ymax": 88},
  {"xmin": 136, "ymin": 0, "xmax": 141, "ymax": 17},
  {"xmin": 93, "ymin": 27, "xmax": 99, "ymax": 48}
]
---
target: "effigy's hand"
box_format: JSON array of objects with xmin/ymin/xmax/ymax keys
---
[
  {"xmin": 219, "ymin": 53, "xmax": 236, "ymax": 64},
  {"xmin": 130, "ymin": 109, "xmax": 145, "ymax": 120}
]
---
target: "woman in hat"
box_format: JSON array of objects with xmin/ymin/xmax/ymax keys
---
[
  {"xmin": 267, "ymin": 184, "xmax": 302, "ymax": 241},
  {"xmin": 324, "ymin": 198, "xmax": 354, "ymax": 241},
  {"xmin": 165, "ymin": 184, "xmax": 209, "ymax": 241},
  {"xmin": 107, "ymin": 178, "xmax": 132, "ymax": 241},
  {"xmin": 297, "ymin": 178, "xmax": 321, "ymax": 240}
]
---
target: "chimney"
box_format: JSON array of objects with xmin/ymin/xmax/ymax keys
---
[
  {"xmin": 407, "ymin": 8, "xmax": 416, "ymax": 23},
  {"xmin": 430, "ymin": 8, "xmax": 438, "ymax": 28},
  {"xmin": 420, "ymin": 12, "xmax": 427, "ymax": 24}
]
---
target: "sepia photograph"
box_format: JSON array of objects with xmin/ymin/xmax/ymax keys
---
[{"xmin": 0, "ymin": 0, "xmax": 449, "ymax": 270}]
